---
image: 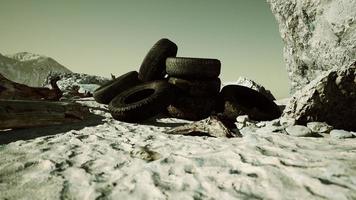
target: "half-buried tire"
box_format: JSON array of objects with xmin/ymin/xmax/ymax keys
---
[
  {"xmin": 168, "ymin": 77, "xmax": 221, "ymax": 97},
  {"xmin": 109, "ymin": 80, "xmax": 175, "ymax": 122},
  {"xmin": 93, "ymin": 71, "xmax": 141, "ymax": 104},
  {"xmin": 167, "ymin": 96, "xmax": 217, "ymax": 121},
  {"xmin": 166, "ymin": 57, "xmax": 221, "ymax": 79},
  {"xmin": 219, "ymin": 85, "xmax": 281, "ymax": 121},
  {"xmin": 138, "ymin": 38, "xmax": 178, "ymax": 82}
]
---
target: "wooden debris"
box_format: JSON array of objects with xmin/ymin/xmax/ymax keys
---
[
  {"xmin": 0, "ymin": 100, "xmax": 89, "ymax": 129},
  {"xmin": 63, "ymin": 85, "xmax": 93, "ymax": 99},
  {"xmin": 166, "ymin": 115, "xmax": 241, "ymax": 138},
  {"xmin": 0, "ymin": 73, "xmax": 62, "ymax": 101}
]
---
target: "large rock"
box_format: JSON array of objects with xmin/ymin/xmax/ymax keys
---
[
  {"xmin": 282, "ymin": 65, "xmax": 356, "ymax": 131},
  {"xmin": 267, "ymin": 0, "xmax": 356, "ymax": 93}
]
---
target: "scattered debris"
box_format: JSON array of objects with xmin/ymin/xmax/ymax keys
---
[
  {"xmin": 62, "ymin": 85, "xmax": 93, "ymax": 99},
  {"xmin": 166, "ymin": 115, "xmax": 240, "ymax": 138}
]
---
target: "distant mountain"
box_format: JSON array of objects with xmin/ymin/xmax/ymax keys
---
[{"xmin": 0, "ymin": 52, "xmax": 72, "ymax": 87}]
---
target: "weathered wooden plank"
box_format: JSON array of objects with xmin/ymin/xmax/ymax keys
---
[
  {"xmin": 0, "ymin": 73, "xmax": 62, "ymax": 101},
  {"xmin": 0, "ymin": 100, "xmax": 89, "ymax": 129}
]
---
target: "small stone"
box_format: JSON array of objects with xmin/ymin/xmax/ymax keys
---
[
  {"xmin": 307, "ymin": 122, "xmax": 333, "ymax": 133},
  {"xmin": 235, "ymin": 115, "xmax": 257, "ymax": 130},
  {"xmin": 285, "ymin": 125, "xmax": 313, "ymax": 137},
  {"xmin": 236, "ymin": 115, "xmax": 249, "ymax": 123},
  {"xmin": 256, "ymin": 121, "xmax": 267, "ymax": 128},
  {"xmin": 330, "ymin": 130, "xmax": 354, "ymax": 139}
]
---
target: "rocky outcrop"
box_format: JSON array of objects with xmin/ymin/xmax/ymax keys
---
[
  {"xmin": 281, "ymin": 64, "xmax": 356, "ymax": 131},
  {"xmin": 45, "ymin": 72, "xmax": 110, "ymax": 96},
  {"xmin": 267, "ymin": 0, "xmax": 356, "ymax": 93}
]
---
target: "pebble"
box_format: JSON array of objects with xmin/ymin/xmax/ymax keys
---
[
  {"xmin": 285, "ymin": 125, "xmax": 313, "ymax": 137},
  {"xmin": 235, "ymin": 115, "xmax": 256, "ymax": 130},
  {"xmin": 330, "ymin": 130, "xmax": 354, "ymax": 139},
  {"xmin": 307, "ymin": 122, "xmax": 333, "ymax": 133},
  {"xmin": 236, "ymin": 115, "xmax": 249, "ymax": 123}
]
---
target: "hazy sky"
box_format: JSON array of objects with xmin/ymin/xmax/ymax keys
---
[{"xmin": 0, "ymin": 0, "xmax": 289, "ymax": 98}]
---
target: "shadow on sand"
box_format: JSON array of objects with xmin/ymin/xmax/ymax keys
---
[{"xmin": 0, "ymin": 113, "xmax": 105, "ymax": 145}]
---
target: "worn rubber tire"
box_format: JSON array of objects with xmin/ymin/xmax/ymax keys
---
[
  {"xmin": 138, "ymin": 39, "xmax": 178, "ymax": 82},
  {"xmin": 168, "ymin": 77, "xmax": 221, "ymax": 97},
  {"xmin": 93, "ymin": 71, "xmax": 141, "ymax": 104},
  {"xmin": 166, "ymin": 57, "xmax": 221, "ymax": 79},
  {"xmin": 167, "ymin": 96, "xmax": 217, "ymax": 121},
  {"xmin": 218, "ymin": 85, "xmax": 281, "ymax": 121},
  {"xmin": 109, "ymin": 80, "xmax": 175, "ymax": 122}
]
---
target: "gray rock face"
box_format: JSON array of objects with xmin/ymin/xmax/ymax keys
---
[
  {"xmin": 267, "ymin": 0, "xmax": 356, "ymax": 93},
  {"xmin": 282, "ymin": 65, "xmax": 356, "ymax": 131},
  {"xmin": 226, "ymin": 77, "xmax": 276, "ymax": 101}
]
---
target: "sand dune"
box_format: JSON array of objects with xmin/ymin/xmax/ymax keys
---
[{"xmin": 1, "ymin": 98, "xmax": 356, "ymax": 199}]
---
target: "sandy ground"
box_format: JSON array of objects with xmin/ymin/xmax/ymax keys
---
[{"xmin": 1, "ymin": 98, "xmax": 356, "ymax": 200}]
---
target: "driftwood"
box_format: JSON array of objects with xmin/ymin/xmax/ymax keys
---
[
  {"xmin": 0, "ymin": 100, "xmax": 89, "ymax": 129},
  {"xmin": 0, "ymin": 73, "xmax": 62, "ymax": 101},
  {"xmin": 166, "ymin": 115, "xmax": 241, "ymax": 138}
]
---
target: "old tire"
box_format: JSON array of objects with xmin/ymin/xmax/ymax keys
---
[
  {"xmin": 168, "ymin": 77, "xmax": 221, "ymax": 97},
  {"xmin": 219, "ymin": 85, "xmax": 281, "ymax": 121},
  {"xmin": 166, "ymin": 57, "xmax": 221, "ymax": 79},
  {"xmin": 93, "ymin": 71, "xmax": 141, "ymax": 104},
  {"xmin": 138, "ymin": 39, "xmax": 178, "ymax": 82},
  {"xmin": 109, "ymin": 80, "xmax": 175, "ymax": 122},
  {"xmin": 167, "ymin": 96, "xmax": 216, "ymax": 121}
]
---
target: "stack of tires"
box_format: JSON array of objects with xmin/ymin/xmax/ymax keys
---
[
  {"xmin": 93, "ymin": 38, "xmax": 282, "ymax": 123},
  {"xmin": 166, "ymin": 57, "xmax": 221, "ymax": 121}
]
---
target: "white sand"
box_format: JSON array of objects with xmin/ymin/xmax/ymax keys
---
[{"xmin": 1, "ymin": 98, "xmax": 356, "ymax": 200}]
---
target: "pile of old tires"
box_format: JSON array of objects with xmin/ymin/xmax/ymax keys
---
[
  {"xmin": 93, "ymin": 38, "xmax": 281, "ymax": 123},
  {"xmin": 166, "ymin": 58, "xmax": 221, "ymax": 120}
]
